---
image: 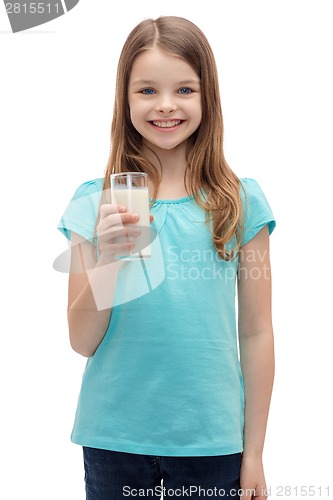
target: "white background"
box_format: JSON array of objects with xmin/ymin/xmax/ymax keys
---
[{"xmin": 1, "ymin": 1, "xmax": 332, "ymax": 499}]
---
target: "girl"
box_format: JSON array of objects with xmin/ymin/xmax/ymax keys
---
[{"xmin": 58, "ymin": 16, "xmax": 276, "ymax": 500}]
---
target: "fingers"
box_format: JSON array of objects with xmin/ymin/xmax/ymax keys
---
[
  {"xmin": 101, "ymin": 225, "xmax": 141, "ymax": 240},
  {"xmin": 103, "ymin": 211, "xmax": 139, "ymax": 228},
  {"xmin": 240, "ymin": 485, "xmax": 267, "ymax": 500},
  {"xmin": 98, "ymin": 205, "xmax": 139, "ymax": 233},
  {"xmin": 97, "ymin": 204, "xmax": 154, "ymax": 260},
  {"xmin": 99, "ymin": 203, "xmax": 126, "ymax": 218},
  {"xmin": 100, "ymin": 204, "xmax": 154, "ymax": 224}
]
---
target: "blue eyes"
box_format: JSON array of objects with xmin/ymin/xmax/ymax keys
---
[
  {"xmin": 141, "ymin": 87, "xmax": 193, "ymax": 95},
  {"xmin": 178, "ymin": 87, "xmax": 192, "ymax": 94}
]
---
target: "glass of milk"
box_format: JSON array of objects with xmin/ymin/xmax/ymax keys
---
[{"xmin": 110, "ymin": 172, "xmax": 151, "ymax": 260}]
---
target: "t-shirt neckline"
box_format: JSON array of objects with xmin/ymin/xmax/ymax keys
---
[{"xmin": 150, "ymin": 195, "xmax": 195, "ymax": 204}]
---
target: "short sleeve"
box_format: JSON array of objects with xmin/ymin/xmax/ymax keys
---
[
  {"xmin": 240, "ymin": 178, "xmax": 276, "ymax": 246},
  {"xmin": 57, "ymin": 178, "xmax": 104, "ymax": 243}
]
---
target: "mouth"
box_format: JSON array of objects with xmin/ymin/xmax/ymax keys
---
[{"xmin": 149, "ymin": 119, "xmax": 184, "ymax": 130}]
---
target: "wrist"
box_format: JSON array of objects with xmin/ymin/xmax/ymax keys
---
[
  {"xmin": 242, "ymin": 449, "xmax": 263, "ymax": 461},
  {"xmin": 97, "ymin": 252, "xmax": 120, "ymax": 267}
]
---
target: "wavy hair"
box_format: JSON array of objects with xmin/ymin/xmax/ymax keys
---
[{"xmin": 100, "ymin": 16, "xmax": 246, "ymax": 260}]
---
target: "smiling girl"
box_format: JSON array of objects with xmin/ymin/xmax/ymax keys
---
[{"xmin": 58, "ymin": 16, "xmax": 276, "ymax": 500}]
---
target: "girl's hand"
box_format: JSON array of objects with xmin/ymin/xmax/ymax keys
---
[
  {"xmin": 240, "ymin": 454, "xmax": 268, "ymax": 500},
  {"xmin": 96, "ymin": 204, "xmax": 154, "ymax": 263}
]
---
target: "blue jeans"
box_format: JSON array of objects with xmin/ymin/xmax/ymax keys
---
[{"xmin": 83, "ymin": 447, "xmax": 242, "ymax": 499}]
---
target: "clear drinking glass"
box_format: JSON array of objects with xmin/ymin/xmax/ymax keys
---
[{"xmin": 110, "ymin": 172, "xmax": 151, "ymax": 260}]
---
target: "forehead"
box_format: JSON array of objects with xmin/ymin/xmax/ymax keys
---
[{"xmin": 129, "ymin": 47, "xmax": 199, "ymax": 85}]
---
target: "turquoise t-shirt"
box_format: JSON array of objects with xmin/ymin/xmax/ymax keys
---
[{"xmin": 58, "ymin": 177, "xmax": 276, "ymax": 456}]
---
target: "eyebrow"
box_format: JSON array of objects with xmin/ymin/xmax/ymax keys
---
[{"xmin": 131, "ymin": 79, "xmax": 200, "ymax": 86}]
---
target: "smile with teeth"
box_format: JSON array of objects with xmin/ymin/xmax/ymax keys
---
[{"xmin": 151, "ymin": 120, "xmax": 183, "ymax": 128}]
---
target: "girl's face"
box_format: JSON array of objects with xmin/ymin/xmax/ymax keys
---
[{"xmin": 128, "ymin": 47, "xmax": 202, "ymax": 154}]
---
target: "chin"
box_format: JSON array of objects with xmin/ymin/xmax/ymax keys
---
[{"xmin": 149, "ymin": 138, "xmax": 188, "ymax": 151}]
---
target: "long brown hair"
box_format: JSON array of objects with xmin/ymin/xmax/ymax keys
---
[{"xmin": 101, "ymin": 16, "xmax": 246, "ymax": 260}]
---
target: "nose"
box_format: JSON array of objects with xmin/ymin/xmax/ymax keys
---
[{"xmin": 155, "ymin": 94, "xmax": 177, "ymax": 113}]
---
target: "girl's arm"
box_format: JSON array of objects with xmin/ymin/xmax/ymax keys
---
[
  {"xmin": 67, "ymin": 205, "xmax": 150, "ymax": 357},
  {"xmin": 67, "ymin": 232, "xmax": 123, "ymax": 357},
  {"xmin": 237, "ymin": 224, "xmax": 275, "ymax": 499}
]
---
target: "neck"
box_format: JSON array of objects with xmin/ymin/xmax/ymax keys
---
[
  {"xmin": 143, "ymin": 143, "xmax": 189, "ymax": 199},
  {"xmin": 142, "ymin": 143, "xmax": 186, "ymax": 179}
]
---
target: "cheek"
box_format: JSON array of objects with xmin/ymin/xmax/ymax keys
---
[
  {"xmin": 129, "ymin": 108, "xmax": 139, "ymax": 129},
  {"xmin": 186, "ymin": 98, "xmax": 202, "ymax": 124},
  {"xmin": 191, "ymin": 108, "xmax": 202, "ymax": 129},
  {"xmin": 196, "ymin": 106, "xmax": 203, "ymax": 126},
  {"xmin": 129, "ymin": 101, "xmax": 148, "ymax": 126},
  {"xmin": 196, "ymin": 100, "xmax": 203, "ymax": 120}
]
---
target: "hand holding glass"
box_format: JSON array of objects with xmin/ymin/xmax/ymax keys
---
[{"xmin": 110, "ymin": 172, "xmax": 151, "ymax": 260}]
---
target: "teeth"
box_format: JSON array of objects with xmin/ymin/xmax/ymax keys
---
[{"xmin": 152, "ymin": 120, "xmax": 181, "ymax": 128}]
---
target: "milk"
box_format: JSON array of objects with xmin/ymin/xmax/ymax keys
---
[{"xmin": 111, "ymin": 187, "xmax": 151, "ymax": 259}]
